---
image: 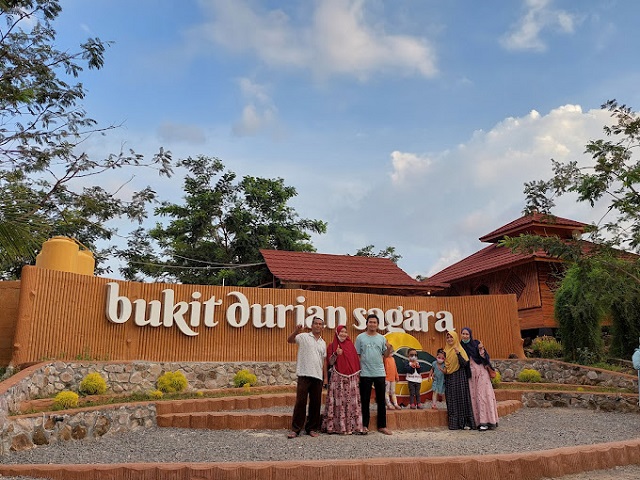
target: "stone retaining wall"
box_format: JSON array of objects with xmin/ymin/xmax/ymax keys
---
[
  {"xmin": 1, "ymin": 403, "xmax": 155, "ymax": 455},
  {"xmin": 0, "ymin": 361, "xmax": 297, "ymax": 417},
  {"xmin": 0, "ymin": 360, "xmax": 297, "ymax": 455},
  {"xmin": 521, "ymin": 391, "xmax": 640, "ymax": 412},
  {"xmin": 1, "ymin": 359, "xmax": 638, "ymax": 456},
  {"xmin": 494, "ymin": 359, "xmax": 638, "ymax": 391}
]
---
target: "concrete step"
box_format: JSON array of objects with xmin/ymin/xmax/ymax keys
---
[{"xmin": 156, "ymin": 395, "xmax": 522, "ymax": 430}]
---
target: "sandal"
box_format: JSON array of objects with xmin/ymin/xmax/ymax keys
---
[
  {"xmin": 378, "ymin": 428, "xmax": 393, "ymax": 435},
  {"xmin": 308, "ymin": 430, "xmax": 319, "ymax": 438},
  {"xmin": 287, "ymin": 431, "xmax": 299, "ymax": 439}
]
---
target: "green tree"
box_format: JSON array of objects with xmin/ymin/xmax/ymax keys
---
[
  {"xmin": 554, "ymin": 261, "xmax": 611, "ymax": 362},
  {"xmin": 353, "ymin": 245, "xmax": 402, "ymax": 264},
  {"xmin": 0, "ymin": 0, "xmax": 172, "ymax": 277},
  {"xmin": 118, "ymin": 155, "xmax": 327, "ymax": 286}
]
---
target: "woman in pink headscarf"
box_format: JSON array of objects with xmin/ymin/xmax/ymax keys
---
[{"xmin": 321, "ymin": 325, "xmax": 364, "ymax": 435}]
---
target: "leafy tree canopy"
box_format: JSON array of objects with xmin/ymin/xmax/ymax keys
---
[
  {"xmin": 353, "ymin": 245, "xmax": 402, "ymax": 264},
  {"xmin": 118, "ymin": 155, "xmax": 327, "ymax": 286},
  {"xmin": 0, "ymin": 0, "xmax": 172, "ymax": 278}
]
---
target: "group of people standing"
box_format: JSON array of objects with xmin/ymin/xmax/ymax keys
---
[
  {"xmin": 443, "ymin": 328, "xmax": 499, "ymax": 431},
  {"xmin": 287, "ymin": 315, "xmax": 497, "ymax": 438}
]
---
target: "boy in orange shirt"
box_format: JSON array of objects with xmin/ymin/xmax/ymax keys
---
[{"xmin": 383, "ymin": 344, "xmax": 401, "ymax": 409}]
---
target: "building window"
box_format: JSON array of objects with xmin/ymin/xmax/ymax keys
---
[{"xmin": 474, "ymin": 284, "xmax": 490, "ymax": 295}]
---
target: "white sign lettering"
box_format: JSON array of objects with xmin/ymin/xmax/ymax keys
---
[{"xmin": 105, "ymin": 283, "xmax": 454, "ymax": 336}]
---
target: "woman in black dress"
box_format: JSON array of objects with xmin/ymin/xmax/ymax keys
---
[{"xmin": 443, "ymin": 330, "xmax": 476, "ymax": 430}]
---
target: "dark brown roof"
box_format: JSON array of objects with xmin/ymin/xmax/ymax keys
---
[
  {"xmin": 479, "ymin": 212, "xmax": 587, "ymax": 243},
  {"xmin": 260, "ymin": 249, "xmax": 447, "ymax": 290}
]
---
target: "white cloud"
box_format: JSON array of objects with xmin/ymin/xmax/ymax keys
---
[
  {"xmin": 232, "ymin": 78, "xmax": 279, "ymax": 137},
  {"xmin": 501, "ymin": 0, "xmax": 577, "ymax": 52},
  {"xmin": 193, "ymin": 0, "xmax": 437, "ymax": 79},
  {"xmin": 390, "ymin": 151, "xmax": 433, "ymax": 185},
  {"xmin": 426, "ymin": 248, "xmax": 463, "ymax": 277},
  {"xmin": 333, "ymin": 104, "xmax": 614, "ymax": 277}
]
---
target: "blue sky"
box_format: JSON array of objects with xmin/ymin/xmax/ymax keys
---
[{"xmin": 53, "ymin": 0, "xmax": 640, "ymax": 279}]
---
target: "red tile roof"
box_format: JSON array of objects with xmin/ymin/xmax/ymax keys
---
[
  {"xmin": 427, "ymin": 243, "xmax": 549, "ymax": 283},
  {"xmin": 260, "ymin": 250, "xmax": 447, "ymax": 290},
  {"xmin": 479, "ymin": 212, "xmax": 587, "ymax": 243}
]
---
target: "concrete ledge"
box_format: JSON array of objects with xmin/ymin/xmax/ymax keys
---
[{"xmin": 2, "ymin": 439, "xmax": 640, "ymax": 480}]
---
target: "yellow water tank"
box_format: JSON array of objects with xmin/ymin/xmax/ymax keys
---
[
  {"xmin": 35, "ymin": 236, "xmax": 78, "ymax": 273},
  {"xmin": 76, "ymin": 248, "xmax": 96, "ymax": 275},
  {"xmin": 35, "ymin": 236, "xmax": 96, "ymax": 275}
]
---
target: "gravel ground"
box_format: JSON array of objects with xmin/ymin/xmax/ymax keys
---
[{"xmin": 2, "ymin": 408, "xmax": 640, "ymax": 479}]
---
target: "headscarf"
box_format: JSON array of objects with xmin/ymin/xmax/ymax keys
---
[
  {"xmin": 460, "ymin": 327, "xmax": 490, "ymax": 365},
  {"xmin": 327, "ymin": 325, "xmax": 360, "ymax": 375},
  {"xmin": 443, "ymin": 330, "xmax": 469, "ymax": 374}
]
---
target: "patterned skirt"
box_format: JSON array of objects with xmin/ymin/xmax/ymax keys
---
[
  {"xmin": 321, "ymin": 370, "xmax": 364, "ymax": 434},
  {"xmin": 444, "ymin": 368, "xmax": 476, "ymax": 430}
]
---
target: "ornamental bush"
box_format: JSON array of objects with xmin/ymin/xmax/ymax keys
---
[
  {"xmin": 79, "ymin": 372, "xmax": 107, "ymax": 395},
  {"xmin": 53, "ymin": 391, "xmax": 79, "ymax": 409},
  {"xmin": 531, "ymin": 336, "xmax": 563, "ymax": 359},
  {"xmin": 518, "ymin": 368, "xmax": 542, "ymax": 383},
  {"xmin": 148, "ymin": 389, "xmax": 164, "ymax": 400},
  {"xmin": 490, "ymin": 369, "xmax": 502, "ymax": 387},
  {"xmin": 156, "ymin": 371, "xmax": 188, "ymax": 393},
  {"xmin": 233, "ymin": 369, "xmax": 258, "ymax": 388}
]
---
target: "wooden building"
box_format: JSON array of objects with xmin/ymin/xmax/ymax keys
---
[
  {"xmin": 428, "ymin": 213, "xmax": 588, "ymax": 336},
  {"xmin": 260, "ymin": 249, "xmax": 448, "ymax": 296}
]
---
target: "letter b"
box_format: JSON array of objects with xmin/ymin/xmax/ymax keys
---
[{"xmin": 105, "ymin": 282, "xmax": 132, "ymax": 324}]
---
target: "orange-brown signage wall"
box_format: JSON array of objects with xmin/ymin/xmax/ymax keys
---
[{"xmin": 9, "ymin": 266, "xmax": 524, "ymax": 366}]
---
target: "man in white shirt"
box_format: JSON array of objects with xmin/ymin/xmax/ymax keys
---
[{"xmin": 287, "ymin": 317, "xmax": 327, "ymax": 438}]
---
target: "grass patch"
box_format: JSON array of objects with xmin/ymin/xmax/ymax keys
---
[
  {"xmin": 11, "ymin": 386, "xmax": 294, "ymax": 416},
  {"xmin": 495, "ymin": 382, "xmax": 636, "ymax": 394},
  {"xmin": 589, "ymin": 362, "xmax": 625, "ymax": 373}
]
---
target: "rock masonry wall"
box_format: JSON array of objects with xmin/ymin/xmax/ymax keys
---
[
  {"xmin": 0, "ymin": 361, "xmax": 297, "ymax": 454},
  {"xmin": 0, "ymin": 359, "xmax": 638, "ymax": 454}
]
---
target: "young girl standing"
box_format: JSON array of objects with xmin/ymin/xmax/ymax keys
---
[
  {"xmin": 428, "ymin": 348, "xmax": 446, "ymax": 409},
  {"xmin": 405, "ymin": 348, "xmax": 423, "ymax": 409}
]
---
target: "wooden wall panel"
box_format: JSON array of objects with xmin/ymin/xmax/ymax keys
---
[
  {"xmin": 444, "ymin": 263, "xmax": 541, "ymax": 311},
  {"xmin": 537, "ymin": 263, "xmax": 562, "ymax": 329},
  {"xmin": 0, "ymin": 281, "xmax": 21, "ymax": 366},
  {"xmin": 513, "ymin": 263, "xmax": 542, "ymax": 309},
  {"xmin": 518, "ymin": 307, "xmax": 544, "ymax": 331},
  {"xmin": 10, "ymin": 266, "xmax": 525, "ymax": 365}
]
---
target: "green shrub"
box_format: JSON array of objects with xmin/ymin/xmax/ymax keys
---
[
  {"xmin": 531, "ymin": 336, "xmax": 563, "ymax": 358},
  {"xmin": 233, "ymin": 369, "xmax": 258, "ymax": 388},
  {"xmin": 518, "ymin": 368, "xmax": 542, "ymax": 383},
  {"xmin": 156, "ymin": 371, "xmax": 188, "ymax": 393},
  {"xmin": 79, "ymin": 372, "xmax": 107, "ymax": 395},
  {"xmin": 490, "ymin": 369, "xmax": 502, "ymax": 387},
  {"xmin": 149, "ymin": 389, "xmax": 164, "ymax": 399},
  {"xmin": 575, "ymin": 347, "xmax": 601, "ymax": 365},
  {"xmin": 53, "ymin": 391, "xmax": 79, "ymax": 409}
]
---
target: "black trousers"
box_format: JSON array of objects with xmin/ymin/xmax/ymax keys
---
[
  {"xmin": 359, "ymin": 376, "xmax": 386, "ymax": 429},
  {"xmin": 291, "ymin": 376, "xmax": 323, "ymax": 434}
]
